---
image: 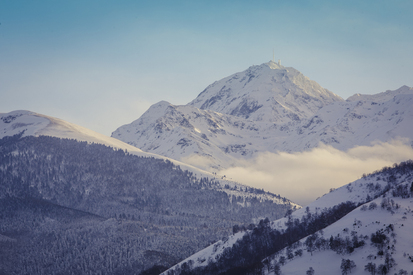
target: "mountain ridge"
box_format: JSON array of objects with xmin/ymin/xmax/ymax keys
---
[
  {"xmin": 0, "ymin": 110, "xmax": 300, "ymax": 208},
  {"xmin": 0, "ymin": 133, "xmax": 298, "ymax": 274},
  {"xmin": 189, "ymin": 61, "xmax": 343, "ymax": 124},
  {"xmin": 0, "ymin": 110, "xmax": 144, "ymax": 154},
  {"xmin": 161, "ymin": 160, "xmax": 413, "ymax": 275},
  {"xmin": 2, "ymin": 59, "xmax": 413, "ymax": 274},
  {"xmin": 112, "ymin": 62, "xmax": 413, "ymax": 172}
]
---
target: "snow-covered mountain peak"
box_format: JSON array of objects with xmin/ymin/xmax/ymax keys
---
[
  {"xmin": 188, "ymin": 61, "xmax": 343, "ymax": 124},
  {"xmin": 135, "ymin": 100, "xmax": 176, "ymax": 122},
  {"xmin": 1, "ymin": 110, "xmax": 50, "ymax": 136},
  {"xmin": 0, "ymin": 110, "xmax": 144, "ymax": 155},
  {"xmin": 1, "ymin": 109, "xmax": 34, "ymax": 117},
  {"xmin": 265, "ymin": 60, "xmax": 284, "ymax": 70},
  {"xmin": 346, "ymin": 85, "xmax": 413, "ymax": 102},
  {"xmin": 112, "ymin": 63, "xmax": 413, "ymax": 173},
  {"xmin": 244, "ymin": 60, "xmax": 285, "ymax": 74},
  {"xmin": 151, "ymin": 100, "xmax": 173, "ymax": 109}
]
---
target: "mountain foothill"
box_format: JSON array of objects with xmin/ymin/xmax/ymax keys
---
[{"xmin": 1, "ymin": 60, "xmax": 412, "ymax": 275}]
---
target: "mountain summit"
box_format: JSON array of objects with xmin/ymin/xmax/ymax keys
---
[
  {"xmin": 112, "ymin": 62, "xmax": 413, "ymax": 171},
  {"xmin": 189, "ymin": 61, "xmax": 343, "ymax": 124}
]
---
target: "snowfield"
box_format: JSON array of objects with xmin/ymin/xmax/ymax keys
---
[{"xmin": 268, "ymin": 196, "xmax": 413, "ymax": 274}]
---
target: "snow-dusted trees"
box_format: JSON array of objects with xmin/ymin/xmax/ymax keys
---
[
  {"xmin": 305, "ymin": 233, "xmax": 318, "ymax": 256},
  {"xmin": 392, "ymin": 183, "xmax": 411, "ymax": 198},
  {"xmin": 271, "ymin": 262, "xmax": 281, "ymax": 275},
  {"xmin": 369, "ymin": 202, "xmax": 378, "ymax": 210},
  {"xmin": 181, "ymin": 201, "xmax": 359, "ymax": 275},
  {"xmin": 0, "ymin": 135, "xmax": 292, "ymax": 275},
  {"xmin": 377, "ymin": 264, "xmax": 388, "ymax": 275},
  {"xmin": 365, "ymin": 262, "xmax": 376, "ymax": 275},
  {"xmin": 340, "ymin": 259, "xmax": 356, "ymax": 275},
  {"xmin": 306, "ymin": 267, "xmax": 315, "ymax": 275},
  {"xmin": 371, "ymin": 230, "xmax": 387, "ymax": 248}
]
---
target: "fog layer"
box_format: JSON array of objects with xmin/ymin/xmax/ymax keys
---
[{"xmin": 217, "ymin": 139, "xmax": 413, "ymax": 206}]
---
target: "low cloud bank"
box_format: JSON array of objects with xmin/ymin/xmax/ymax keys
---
[{"xmin": 217, "ymin": 139, "xmax": 413, "ymax": 206}]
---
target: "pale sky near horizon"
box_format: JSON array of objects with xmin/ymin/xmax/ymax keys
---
[{"xmin": 1, "ymin": 0, "xmax": 413, "ymax": 136}]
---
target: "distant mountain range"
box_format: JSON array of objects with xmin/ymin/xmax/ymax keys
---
[
  {"xmin": 2, "ymin": 60, "xmax": 412, "ymax": 275},
  {"xmin": 112, "ymin": 61, "xmax": 413, "ymax": 171}
]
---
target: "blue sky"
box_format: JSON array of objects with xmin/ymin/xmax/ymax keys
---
[{"xmin": 1, "ymin": 0, "xmax": 413, "ymax": 135}]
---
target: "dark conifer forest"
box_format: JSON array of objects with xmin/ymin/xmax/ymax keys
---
[{"xmin": 0, "ymin": 135, "xmax": 292, "ymax": 275}]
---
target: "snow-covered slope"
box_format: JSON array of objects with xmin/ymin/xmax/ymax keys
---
[
  {"xmin": 161, "ymin": 161, "xmax": 413, "ymax": 275},
  {"xmin": 0, "ymin": 110, "xmax": 144, "ymax": 154},
  {"xmin": 289, "ymin": 85, "xmax": 413, "ymax": 151},
  {"xmin": 265, "ymin": 195, "xmax": 413, "ymax": 275},
  {"xmin": 0, "ymin": 110, "xmax": 303, "ymax": 275},
  {"xmin": 347, "ymin": 85, "xmax": 413, "ymax": 103},
  {"xmin": 112, "ymin": 101, "xmax": 268, "ymax": 170},
  {"xmin": 112, "ymin": 61, "xmax": 344, "ymax": 170},
  {"xmin": 112, "ymin": 83, "xmax": 413, "ymax": 171},
  {"xmin": 0, "ymin": 110, "xmax": 299, "ymax": 208},
  {"xmin": 189, "ymin": 60, "xmax": 343, "ymax": 124}
]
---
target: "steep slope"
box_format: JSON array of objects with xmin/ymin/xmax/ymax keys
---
[
  {"xmin": 112, "ymin": 101, "xmax": 271, "ymax": 170},
  {"xmin": 0, "ymin": 135, "xmax": 298, "ymax": 275},
  {"xmin": 288, "ymin": 86, "xmax": 413, "ymax": 151},
  {"xmin": 0, "ymin": 110, "xmax": 301, "ymax": 206},
  {"xmin": 263, "ymin": 193, "xmax": 413, "ymax": 275},
  {"xmin": 0, "ymin": 111, "xmax": 299, "ymax": 274},
  {"xmin": 0, "ymin": 110, "xmax": 144, "ymax": 154},
  {"xmin": 347, "ymin": 85, "xmax": 413, "ymax": 102},
  {"xmin": 161, "ymin": 160, "xmax": 413, "ymax": 275},
  {"xmin": 189, "ymin": 60, "xmax": 343, "ymax": 124},
  {"xmin": 112, "ymin": 61, "xmax": 344, "ymax": 170},
  {"xmin": 112, "ymin": 85, "xmax": 413, "ymax": 171}
]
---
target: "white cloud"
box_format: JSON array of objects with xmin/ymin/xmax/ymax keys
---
[{"xmin": 217, "ymin": 140, "xmax": 413, "ymax": 206}]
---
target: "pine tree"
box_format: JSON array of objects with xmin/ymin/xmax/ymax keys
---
[
  {"xmin": 341, "ymin": 259, "xmax": 356, "ymax": 275},
  {"xmin": 306, "ymin": 267, "xmax": 315, "ymax": 275},
  {"xmin": 364, "ymin": 262, "xmax": 376, "ymax": 275}
]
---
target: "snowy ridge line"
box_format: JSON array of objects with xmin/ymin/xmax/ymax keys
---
[
  {"xmin": 0, "ymin": 134, "xmax": 298, "ymax": 274},
  {"xmin": 206, "ymin": 175, "xmax": 300, "ymax": 207},
  {"xmin": 261, "ymin": 178, "xmax": 413, "ymax": 274},
  {"xmin": 0, "ymin": 110, "xmax": 143, "ymax": 154},
  {"xmin": 0, "ymin": 110, "xmax": 217, "ymax": 176},
  {"xmin": 271, "ymin": 160, "xmax": 413, "ymax": 231},
  {"xmin": 188, "ymin": 60, "xmax": 343, "ymax": 123},
  {"xmin": 161, "ymin": 160, "xmax": 413, "ymax": 274},
  {"xmin": 112, "ymin": 60, "xmax": 345, "ymax": 171},
  {"xmin": 347, "ymin": 85, "xmax": 413, "ymax": 103},
  {"xmin": 0, "ymin": 110, "xmax": 297, "ymax": 208},
  {"xmin": 112, "ymin": 61, "xmax": 413, "ymax": 173},
  {"xmin": 221, "ymin": 188, "xmax": 301, "ymax": 209}
]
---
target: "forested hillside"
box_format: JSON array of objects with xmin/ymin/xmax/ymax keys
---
[
  {"xmin": 162, "ymin": 160, "xmax": 413, "ymax": 275},
  {"xmin": 0, "ymin": 134, "xmax": 294, "ymax": 275}
]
